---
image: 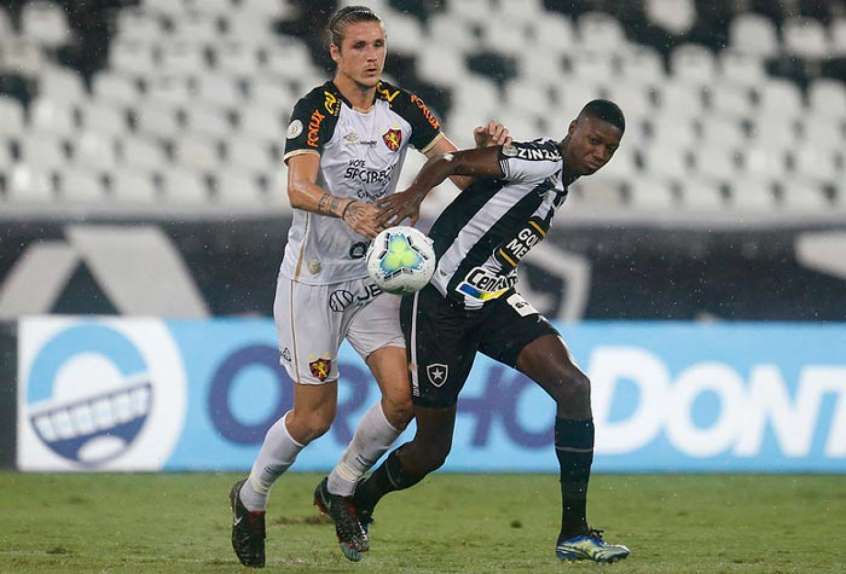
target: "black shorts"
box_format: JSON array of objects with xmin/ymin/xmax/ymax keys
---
[{"xmin": 400, "ymin": 284, "xmax": 559, "ymax": 408}]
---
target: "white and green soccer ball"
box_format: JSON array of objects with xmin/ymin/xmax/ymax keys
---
[{"xmin": 366, "ymin": 226, "xmax": 435, "ymax": 295}]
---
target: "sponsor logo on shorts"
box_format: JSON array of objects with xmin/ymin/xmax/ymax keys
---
[
  {"xmin": 426, "ymin": 363, "xmax": 448, "ymax": 387},
  {"xmin": 456, "ymin": 267, "xmax": 517, "ymax": 302},
  {"xmin": 329, "ymin": 283, "xmax": 382, "ymax": 312},
  {"xmin": 349, "ymin": 242, "xmax": 369, "ymax": 259},
  {"xmin": 382, "ymin": 128, "xmax": 402, "ymax": 152},
  {"xmin": 281, "ymin": 347, "xmax": 292, "ymax": 362},
  {"xmin": 309, "ymin": 357, "xmax": 332, "ymax": 381}
]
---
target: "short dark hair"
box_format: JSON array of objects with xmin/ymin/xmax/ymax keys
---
[
  {"xmin": 327, "ymin": 6, "xmax": 383, "ymax": 49},
  {"xmin": 579, "ymin": 99, "xmax": 625, "ymax": 133}
]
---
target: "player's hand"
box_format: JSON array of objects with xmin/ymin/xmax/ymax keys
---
[
  {"xmin": 341, "ymin": 200, "xmax": 381, "ymax": 238},
  {"xmin": 473, "ymin": 121, "xmax": 512, "ymax": 148},
  {"xmin": 375, "ymin": 186, "xmax": 427, "ymax": 228}
]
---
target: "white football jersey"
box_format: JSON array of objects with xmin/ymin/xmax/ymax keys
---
[{"xmin": 281, "ymin": 80, "xmax": 443, "ymax": 284}]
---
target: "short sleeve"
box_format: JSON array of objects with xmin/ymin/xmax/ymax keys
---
[
  {"xmin": 497, "ymin": 141, "xmax": 562, "ymax": 184},
  {"xmin": 380, "ymin": 84, "xmax": 442, "ymax": 152},
  {"xmin": 283, "ymin": 89, "xmax": 339, "ymax": 162}
]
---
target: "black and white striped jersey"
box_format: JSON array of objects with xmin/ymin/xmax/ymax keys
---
[{"xmin": 429, "ymin": 138, "xmax": 569, "ymax": 309}]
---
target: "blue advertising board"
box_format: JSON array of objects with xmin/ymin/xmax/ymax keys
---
[{"xmin": 17, "ymin": 317, "xmax": 846, "ymax": 472}]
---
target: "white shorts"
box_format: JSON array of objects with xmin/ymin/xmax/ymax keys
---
[{"xmin": 274, "ymin": 275, "xmax": 405, "ymax": 385}]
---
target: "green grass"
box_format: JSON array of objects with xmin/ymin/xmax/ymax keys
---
[{"xmin": 0, "ymin": 472, "xmax": 844, "ymax": 573}]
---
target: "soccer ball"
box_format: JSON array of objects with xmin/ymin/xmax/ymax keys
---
[{"xmin": 366, "ymin": 226, "xmax": 436, "ymax": 295}]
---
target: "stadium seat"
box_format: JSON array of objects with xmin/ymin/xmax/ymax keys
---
[
  {"xmin": 480, "ymin": 19, "xmax": 529, "ymax": 51},
  {"xmin": 119, "ymin": 137, "xmax": 169, "ymax": 173},
  {"xmin": 30, "ymin": 98, "xmax": 77, "ymax": 136},
  {"xmin": 60, "ymin": 168, "xmax": 105, "ymax": 203},
  {"xmin": 159, "ymin": 167, "xmax": 209, "ymax": 204},
  {"xmin": 92, "ymin": 73, "xmax": 141, "ymax": 107},
  {"xmin": 728, "ymin": 177, "xmax": 775, "ymax": 210},
  {"xmin": 671, "ymin": 44, "xmax": 717, "ymax": 86},
  {"xmin": 184, "ymin": 104, "xmax": 233, "ymax": 140},
  {"xmin": 677, "ymin": 177, "xmax": 724, "ymax": 210},
  {"xmin": 214, "ymin": 42, "xmax": 261, "ymax": 76},
  {"xmin": 706, "ymin": 83, "xmax": 752, "ymax": 118},
  {"xmin": 0, "ymin": 141, "xmax": 13, "ymax": 170},
  {"xmin": 628, "ymin": 177, "xmax": 677, "ymax": 210},
  {"xmin": 719, "ymin": 51, "xmax": 766, "ymax": 88},
  {"xmin": 427, "ymin": 14, "xmax": 478, "ymax": 53},
  {"xmin": 516, "ymin": 52, "xmax": 566, "ymax": 85},
  {"xmin": 381, "ymin": 13, "xmax": 424, "ymax": 55},
  {"xmin": 578, "ymin": 12, "xmax": 627, "ymax": 53},
  {"xmin": 604, "ymin": 85, "xmax": 653, "ymax": 123},
  {"xmin": 778, "ymin": 178, "xmax": 830, "ymax": 211},
  {"xmin": 39, "ymin": 67, "xmax": 88, "ymax": 103},
  {"xmin": 173, "ymin": 137, "xmax": 220, "ymax": 172},
  {"xmin": 239, "ymin": 0, "xmax": 297, "ymax": 20},
  {"xmin": 417, "ymin": 46, "xmax": 467, "ymax": 87},
  {"xmin": 451, "ymin": 77, "xmax": 500, "ymax": 120},
  {"xmin": 214, "ymin": 170, "xmax": 266, "ymax": 205},
  {"xmin": 1, "ymin": 37, "xmax": 45, "ymax": 76},
  {"xmin": 19, "ymin": 134, "xmax": 67, "ymax": 170},
  {"xmin": 618, "ymin": 46, "xmax": 666, "ymax": 87},
  {"xmin": 110, "ymin": 41, "xmax": 158, "ymax": 77},
  {"xmin": 729, "ymin": 13, "xmax": 779, "ymax": 58},
  {"xmin": 655, "ymin": 83, "xmax": 704, "ymax": 118},
  {"xmin": 75, "ymin": 132, "xmax": 119, "ymax": 173},
  {"xmin": 238, "ymin": 107, "xmax": 284, "ymax": 143},
  {"xmin": 227, "ymin": 138, "xmax": 275, "ymax": 175},
  {"xmin": 495, "ymin": 0, "xmax": 545, "ymax": 25},
  {"xmin": 754, "ymin": 80, "xmax": 804, "ymax": 119},
  {"xmin": 133, "ymin": 102, "xmax": 181, "ymax": 140},
  {"xmin": 116, "ymin": 8, "xmax": 164, "ymax": 44},
  {"xmin": 529, "ymin": 13, "xmax": 574, "ymax": 53},
  {"xmin": 172, "ymin": 12, "xmax": 222, "ymax": 44},
  {"xmin": 642, "ymin": 143, "xmax": 689, "ymax": 180},
  {"xmin": 504, "ymin": 84, "xmax": 552, "ymax": 116},
  {"xmin": 194, "ymin": 75, "xmax": 244, "ymax": 108},
  {"xmin": 21, "ymin": 1, "xmax": 71, "ymax": 48},
  {"xmin": 0, "ymin": 97, "xmax": 25, "ymax": 136},
  {"xmin": 568, "ymin": 52, "xmax": 615, "ymax": 85},
  {"xmin": 742, "ymin": 146, "xmax": 787, "ymax": 180},
  {"xmin": 0, "ymin": 7, "xmax": 12, "ymax": 38},
  {"xmin": 792, "ymin": 145, "xmax": 840, "ymax": 183},
  {"xmin": 694, "ymin": 144, "xmax": 739, "ymax": 181},
  {"xmin": 647, "ymin": 117, "xmax": 697, "ymax": 148},
  {"xmin": 748, "ymin": 118, "xmax": 796, "ymax": 153},
  {"xmin": 79, "ymin": 101, "xmax": 130, "ymax": 138},
  {"xmin": 146, "ymin": 76, "xmax": 192, "ymax": 107},
  {"xmin": 142, "ymin": 0, "xmax": 190, "ymax": 18},
  {"xmin": 645, "ymin": 0, "xmax": 696, "ymax": 35},
  {"xmin": 110, "ymin": 170, "xmax": 158, "ymax": 204},
  {"xmin": 698, "ymin": 116, "xmax": 745, "ymax": 148},
  {"xmin": 263, "ymin": 41, "xmax": 315, "ymax": 80},
  {"xmin": 7, "ymin": 164, "xmax": 54, "ymax": 203},
  {"xmin": 783, "ymin": 17, "xmax": 829, "ymax": 59},
  {"xmin": 160, "ymin": 43, "xmax": 208, "ymax": 75},
  {"xmin": 448, "ymin": 0, "xmax": 493, "ymax": 25},
  {"xmin": 800, "ymin": 118, "xmax": 845, "ymax": 149},
  {"xmin": 808, "ymin": 80, "xmax": 846, "ymax": 119}
]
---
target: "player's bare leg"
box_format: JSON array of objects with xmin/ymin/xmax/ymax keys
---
[
  {"xmin": 231, "ymin": 383, "xmax": 336, "ymax": 568},
  {"xmin": 516, "ymin": 335, "xmax": 630, "ymax": 563},
  {"xmin": 319, "ymin": 345, "xmax": 413, "ymax": 560}
]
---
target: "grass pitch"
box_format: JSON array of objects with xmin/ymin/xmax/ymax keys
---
[{"xmin": 0, "ymin": 472, "xmax": 844, "ymax": 573}]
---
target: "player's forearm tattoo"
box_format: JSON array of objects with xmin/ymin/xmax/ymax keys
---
[{"xmin": 317, "ymin": 193, "xmax": 344, "ymax": 217}]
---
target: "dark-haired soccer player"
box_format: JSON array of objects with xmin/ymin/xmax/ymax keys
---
[
  {"xmin": 354, "ymin": 100, "xmax": 631, "ymax": 563},
  {"xmin": 228, "ymin": 4, "xmax": 510, "ymax": 568}
]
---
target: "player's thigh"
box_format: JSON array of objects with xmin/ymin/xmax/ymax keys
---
[
  {"xmin": 478, "ymin": 291, "xmax": 560, "ymax": 372},
  {"xmin": 273, "ymin": 277, "xmax": 344, "ymax": 385},
  {"xmin": 401, "ymin": 285, "xmax": 480, "ymax": 408}
]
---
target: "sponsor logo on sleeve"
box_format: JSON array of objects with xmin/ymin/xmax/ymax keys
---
[
  {"xmin": 306, "ymin": 109, "xmax": 326, "ymax": 148},
  {"xmin": 410, "ymin": 94, "xmax": 440, "ymax": 130},
  {"xmin": 377, "ymin": 83, "xmax": 400, "ymax": 103},
  {"xmin": 323, "ymin": 91, "xmax": 339, "ymax": 114},
  {"xmin": 286, "ymin": 119, "xmax": 303, "ymax": 139}
]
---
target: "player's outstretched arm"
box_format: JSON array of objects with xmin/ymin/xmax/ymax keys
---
[
  {"xmin": 376, "ymin": 146, "xmax": 504, "ymax": 227},
  {"xmin": 426, "ymin": 121, "xmax": 511, "ymax": 191},
  {"xmin": 286, "ymin": 153, "xmax": 381, "ymax": 238}
]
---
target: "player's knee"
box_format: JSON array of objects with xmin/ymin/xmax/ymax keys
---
[
  {"xmin": 287, "ymin": 409, "xmax": 334, "ymax": 443},
  {"xmin": 552, "ymin": 370, "xmax": 591, "ymax": 406},
  {"xmin": 381, "ymin": 396, "xmax": 413, "ymax": 430},
  {"xmin": 419, "ymin": 441, "xmax": 451, "ymax": 473}
]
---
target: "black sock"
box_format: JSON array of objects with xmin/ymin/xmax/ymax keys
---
[
  {"xmin": 555, "ymin": 417, "xmax": 595, "ymax": 540},
  {"xmin": 354, "ymin": 445, "xmax": 424, "ymax": 511}
]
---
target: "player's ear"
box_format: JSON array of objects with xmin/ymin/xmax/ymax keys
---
[
  {"xmin": 329, "ymin": 42, "xmax": 341, "ymax": 63},
  {"xmin": 567, "ymin": 120, "xmax": 577, "ymax": 137}
]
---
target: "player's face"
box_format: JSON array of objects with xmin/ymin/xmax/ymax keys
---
[
  {"xmin": 566, "ymin": 115, "xmax": 622, "ymax": 176},
  {"xmin": 332, "ymin": 21, "xmax": 386, "ymax": 89}
]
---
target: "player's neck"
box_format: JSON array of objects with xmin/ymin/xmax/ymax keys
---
[
  {"xmin": 333, "ymin": 73, "xmax": 377, "ymax": 112},
  {"xmin": 558, "ymin": 138, "xmax": 579, "ymax": 185}
]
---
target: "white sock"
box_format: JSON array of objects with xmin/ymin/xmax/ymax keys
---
[
  {"xmin": 327, "ymin": 402, "xmax": 401, "ymax": 496},
  {"xmin": 240, "ymin": 412, "xmax": 305, "ymax": 511}
]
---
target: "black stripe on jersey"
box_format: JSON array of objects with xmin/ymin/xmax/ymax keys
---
[
  {"xmin": 284, "ymin": 81, "xmax": 342, "ymax": 156},
  {"xmin": 445, "ymin": 181, "xmax": 551, "ymax": 297},
  {"xmin": 429, "ymin": 177, "xmax": 506, "ymax": 260}
]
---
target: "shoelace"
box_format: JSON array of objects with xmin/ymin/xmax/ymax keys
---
[{"xmin": 587, "ymin": 528, "xmax": 605, "ymax": 542}]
